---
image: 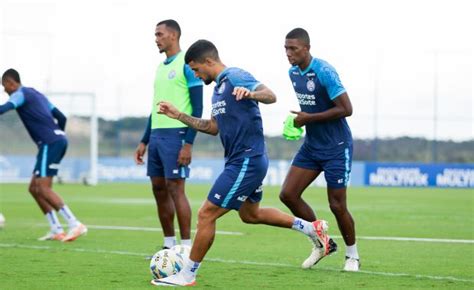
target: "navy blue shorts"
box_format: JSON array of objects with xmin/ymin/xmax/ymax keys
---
[
  {"xmin": 147, "ymin": 129, "xmax": 190, "ymax": 179},
  {"xmin": 34, "ymin": 139, "xmax": 68, "ymax": 177},
  {"xmin": 292, "ymin": 143, "xmax": 352, "ymax": 188},
  {"xmin": 208, "ymin": 155, "xmax": 268, "ymax": 210}
]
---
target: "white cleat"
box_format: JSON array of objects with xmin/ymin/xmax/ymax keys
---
[
  {"xmin": 344, "ymin": 256, "xmax": 360, "ymax": 272},
  {"xmin": 302, "ymin": 220, "xmax": 337, "ymax": 269},
  {"xmin": 38, "ymin": 231, "xmax": 66, "ymax": 241},
  {"xmin": 61, "ymin": 223, "xmax": 88, "ymax": 242},
  {"xmin": 150, "ymin": 272, "xmax": 196, "ymax": 287}
]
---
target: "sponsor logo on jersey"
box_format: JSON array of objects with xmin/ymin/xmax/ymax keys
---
[
  {"xmin": 296, "ymin": 92, "xmax": 316, "ymax": 106},
  {"xmin": 306, "ymin": 79, "xmax": 316, "ymax": 92},
  {"xmin": 217, "ymin": 82, "xmax": 226, "ymax": 94},
  {"xmin": 211, "ymin": 100, "xmax": 226, "ymax": 116}
]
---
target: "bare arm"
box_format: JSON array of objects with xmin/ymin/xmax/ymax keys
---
[
  {"xmin": 233, "ymin": 84, "xmax": 276, "ymax": 104},
  {"xmin": 292, "ymin": 92, "xmax": 352, "ymax": 127},
  {"xmin": 158, "ymin": 101, "xmax": 219, "ymax": 136}
]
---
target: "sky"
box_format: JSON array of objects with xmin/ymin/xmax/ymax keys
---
[{"xmin": 0, "ymin": 0, "xmax": 472, "ymax": 140}]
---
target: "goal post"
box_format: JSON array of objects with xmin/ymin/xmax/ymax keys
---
[{"xmin": 45, "ymin": 91, "xmax": 98, "ymax": 185}]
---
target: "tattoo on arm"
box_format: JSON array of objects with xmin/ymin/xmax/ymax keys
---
[
  {"xmin": 178, "ymin": 113, "xmax": 218, "ymax": 135},
  {"xmin": 249, "ymin": 84, "xmax": 276, "ymax": 104}
]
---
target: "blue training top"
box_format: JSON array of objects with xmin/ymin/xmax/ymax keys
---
[
  {"xmin": 212, "ymin": 67, "xmax": 266, "ymax": 163},
  {"xmin": 6, "ymin": 86, "xmax": 66, "ymax": 145},
  {"xmin": 289, "ymin": 57, "xmax": 352, "ymax": 150}
]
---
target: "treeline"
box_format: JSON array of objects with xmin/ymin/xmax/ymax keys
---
[{"xmin": 1, "ymin": 115, "xmax": 473, "ymax": 163}]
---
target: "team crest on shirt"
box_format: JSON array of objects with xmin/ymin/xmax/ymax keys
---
[
  {"xmin": 168, "ymin": 70, "xmax": 176, "ymax": 79},
  {"xmin": 217, "ymin": 82, "xmax": 226, "ymax": 94},
  {"xmin": 306, "ymin": 79, "xmax": 316, "ymax": 92}
]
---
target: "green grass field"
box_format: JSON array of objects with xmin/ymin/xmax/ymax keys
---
[{"xmin": 0, "ymin": 183, "xmax": 473, "ymax": 289}]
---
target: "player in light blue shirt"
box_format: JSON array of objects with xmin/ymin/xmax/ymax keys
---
[
  {"xmin": 151, "ymin": 39, "xmax": 326, "ymax": 287},
  {"xmin": 281, "ymin": 28, "xmax": 359, "ymax": 271}
]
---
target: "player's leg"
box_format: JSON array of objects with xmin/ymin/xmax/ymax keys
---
[
  {"xmin": 279, "ymin": 165, "xmax": 321, "ymax": 221},
  {"xmin": 151, "ymin": 200, "xmax": 229, "ymax": 287},
  {"xmin": 151, "ymin": 176, "xmax": 176, "ymax": 247},
  {"xmin": 324, "ymin": 145, "xmax": 360, "ymax": 271},
  {"xmin": 166, "ymin": 178, "xmax": 192, "ymax": 245},
  {"xmin": 148, "ymin": 137, "xmax": 176, "ymax": 248},
  {"xmin": 36, "ymin": 139, "xmax": 86, "ymax": 242},
  {"xmin": 29, "ymin": 175, "xmax": 65, "ymax": 241},
  {"xmin": 279, "ymin": 144, "xmax": 323, "ymax": 221}
]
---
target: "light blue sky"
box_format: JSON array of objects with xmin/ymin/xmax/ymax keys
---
[{"xmin": 1, "ymin": 0, "xmax": 472, "ymax": 140}]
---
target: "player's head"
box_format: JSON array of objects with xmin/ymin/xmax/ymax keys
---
[
  {"xmin": 155, "ymin": 19, "xmax": 181, "ymax": 53},
  {"xmin": 285, "ymin": 28, "xmax": 311, "ymax": 66},
  {"xmin": 2, "ymin": 68, "xmax": 21, "ymax": 95},
  {"xmin": 185, "ymin": 39, "xmax": 221, "ymax": 85}
]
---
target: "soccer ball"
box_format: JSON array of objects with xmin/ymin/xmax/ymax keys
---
[
  {"xmin": 171, "ymin": 245, "xmax": 191, "ymax": 260},
  {"xmin": 149, "ymin": 249, "xmax": 184, "ymax": 279},
  {"xmin": 0, "ymin": 213, "xmax": 5, "ymax": 229}
]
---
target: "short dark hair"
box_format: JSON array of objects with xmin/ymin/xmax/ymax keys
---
[
  {"xmin": 185, "ymin": 39, "xmax": 219, "ymax": 64},
  {"xmin": 2, "ymin": 68, "xmax": 21, "ymax": 83},
  {"xmin": 157, "ymin": 19, "xmax": 181, "ymax": 39},
  {"xmin": 286, "ymin": 28, "xmax": 310, "ymax": 45}
]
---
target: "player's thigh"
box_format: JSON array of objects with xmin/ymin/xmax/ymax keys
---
[
  {"xmin": 156, "ymin": 138, "xmax": 190, "ymax": 179},
  {"xmin": 165, "ymin": 178, "xmax": 185, "ymax": 197},
  {"xmin": 281, "ymin": 166, "xmax": 321, "ymax": 197},
  {"xmin": 207, "ymin": 156, "xmax": 267, "ymax": 211},
  {"xmin": 33, "ymin": 139, "xmax": 67, "ymax": 178},
  {"xmin": 147, "ymin": 140, "xmax": 165, "ymax": 177},
  {"xmin": 323, "ymin": 146, "xmax": 352, "ymax": 189}
]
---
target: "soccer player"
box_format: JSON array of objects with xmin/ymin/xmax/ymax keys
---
[
  {"xmin": 150, "ymin": 39, "xmax": 329, "ymax": 287},
  {"xmin": 0, "ymin": 69, "xmax": 87, "ymax": 242},
  {"xmin": 134, "ymin": 19, "xmax": 203, "ymax": 250},
  {"xmin": 280, "ymin": 28, "xmax": 360, "ymax": 271}
]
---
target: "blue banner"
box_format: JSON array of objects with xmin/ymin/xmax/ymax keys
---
[{"xmin": 365, "ymin": 162, "xmax": 474, "ymax": 188}]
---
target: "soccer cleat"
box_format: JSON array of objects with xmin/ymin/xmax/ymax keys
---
[
  {"xmin": 302, "ymin": 237, "xmax": 337, "ymax": 269},
  {"xmin": 61, "ymin": 223, "xmax": 87, "ymax": 242},
  {"xmin": 150, "ymin": 272, "xmax": 196, "ymax": 287},
  {"xmin": 302, "ymin": 220, "xmax": 337, "ymax": 269},
  {"xmin": 343, "ymin": 256, "xmax": 360, "ymax": 272},
  {"xmin": 38, "ymin": 231, "xmax": 66, "ymax": 241}
]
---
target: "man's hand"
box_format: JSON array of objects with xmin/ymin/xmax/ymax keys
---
[
  {"xmin": 290, "ymin": 110, "xmax": 311, "ymax": 128},
  {"xmin": 134, "ymin": 142, "xmax": 147, "ymax": 165},
  {"xmin": 232, "ymin": 87, "xmax": 251, "ymax": 101},
  {"xmin": 158, "ymin": 101, "xmax": 181, "ymax": 119},
  {"xmin": 178, "ymin": 143, "xmax": 192, "ymax": 166}
]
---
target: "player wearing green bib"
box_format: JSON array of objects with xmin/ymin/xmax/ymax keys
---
[{"xmin": 134, "ymin": 20, "xmax": 203, "ymax": 251}]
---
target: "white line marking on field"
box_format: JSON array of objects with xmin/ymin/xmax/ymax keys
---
[
  {"xmin": 86, "ymin": 224, "xmax": 244, "ymax": 236},
  {"xmin": 1, "ymin": 243, "xmax": 472, "ymax": 284},
  {"xmin": 332, "ymin": 235, "xmax": 474, "ymax": 244}
]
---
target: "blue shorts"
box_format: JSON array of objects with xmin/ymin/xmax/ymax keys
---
[
  {"xmin": 34, "ymin": 139, "xmax": 68, "ymax": 177},
  {"xmin": 147, "ymin": 128, "xmax": 190, "ymax": 179},
  {"xmin": 208, "ymin": 155, "xmax": 268, "ymax": 210},
  {"xmin": 292, "ymin": 143, "xmax": 352, "ymax": 188}
]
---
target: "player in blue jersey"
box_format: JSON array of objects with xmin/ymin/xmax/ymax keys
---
[
  {"xmin": 0, "ymin": 69, "xmax": 87, "ymax": 242},
  {"xmin": 150, "ymin": 40, "xmax": 331, "ymax": 287},
  {"xmin": 134, "ymin": 20, "xmax": 203, "ymax": 251},
  {"xmin": 280, "ymin": 28, "xmax": 360, "ymax": 271}
]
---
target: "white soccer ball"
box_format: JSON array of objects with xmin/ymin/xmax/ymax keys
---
[
  {"xmin": 149, "ymin": 249, "xmax": 184, "ymax": 279},
  {"xmin": 0, "ymin": 213, "xmax": 5, "ymax": 229},
  {"xmin": 171, "ymin": 245, "xmax": 191, "ymax": 260}
]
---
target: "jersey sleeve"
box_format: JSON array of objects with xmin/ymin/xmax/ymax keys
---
[
  {"xmin": 318, "ymin": 65, "xmax": 346, "ymax": 100},
  {"xmin": 227, "ymin": 69, "xmax": 261, "ymax": 92},
  {"xmin": 8, "ymin": 90, "xmax": 25, "ymax": 108},
  {"xmin": 184, "ymin": 64, "xmax": 203, "ymax": 88}
]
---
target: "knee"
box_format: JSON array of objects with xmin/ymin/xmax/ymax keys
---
[
  {"xmin": 329, "ymin": 200, "xmax": 346, "ymax": 216},
  {"xmin": 279, "ymin": 191, "xmax": 295, "ymax": 205},
  {"xmin": 197, "ymin": 207, "xmax": 213, "ymax": 225},
  {"xmin": 28, "ymin": 185, "xmax": 37, "ymax": 196},
  {"xmin": 239, "ymin": 211, "xmax": 259, "ymax": 224}
]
